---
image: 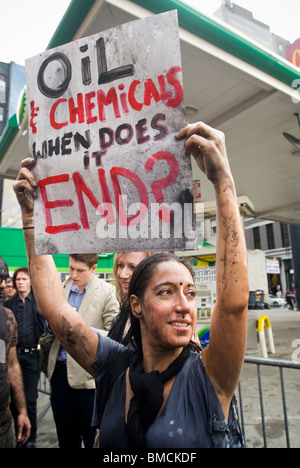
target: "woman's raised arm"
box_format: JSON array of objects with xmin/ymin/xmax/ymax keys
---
[
  {"xmin": 176, "ymin": 123, "xmax": 249, "ymax": 417},
  {"xmin": 13, "ymin": 159, "xmax": 98, "ymax": 375}
]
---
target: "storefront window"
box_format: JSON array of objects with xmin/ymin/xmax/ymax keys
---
[
  {"xmin": 211, "ymin": 219, "xmax": 217, "ymax": 236},
  {"xmin": 281, "ymin": 223, "xmax": 291, "ymax": 248},
  {"xmin": 266, "ymin": 223, "xmax": 275, "ymax": 250},
  {"xmin": 253, "ymin": 227, "xmax": 261, "ymax": 250}
]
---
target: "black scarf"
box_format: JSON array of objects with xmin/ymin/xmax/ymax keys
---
[{"xmin": 126, "ymin": 346, "xmax": 190, "ymax": 448}]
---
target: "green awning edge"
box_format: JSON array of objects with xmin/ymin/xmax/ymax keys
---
[
  {"xmin": 197, "ymin": 240, "xmax": 215, "ymax": 248},
  {"xmin": 0, "ymin": 124, "xmax": 18, "ymax": 161}
]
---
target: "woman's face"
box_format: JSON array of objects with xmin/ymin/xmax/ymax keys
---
[
  {"xmin": 131, "ymin": 261, "xmax": 197, "ymax": 351},
  {"xmin": 117, "ymin": 252, "xmax": 148, "ymax": 296}
]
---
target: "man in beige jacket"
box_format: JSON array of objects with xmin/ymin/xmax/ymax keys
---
[{"xmin": 47, "ymin": 253, "xmax": 118, "ymax": 448}]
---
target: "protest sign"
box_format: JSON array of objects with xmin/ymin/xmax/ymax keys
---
[{"xmin": 25, "ymin": 10, "xmax": 197, "ymax": 254}]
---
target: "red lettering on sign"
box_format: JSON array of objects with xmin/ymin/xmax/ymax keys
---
[
  {"xmin": 118, "ymin": 84, "xmax": 129, "ymax": 114},
  {"xmin": 47, "ymin": 66, "xmax": 183, "ymax": 131},
  {"xmin": 30, "ymin": 100, "xmax": 40, "ymax": 134},
  {"xmin": 69, "ymin": 93, "xmax": 85, "ymax": 124},
  {"xmin": 144, "ymin": 78, "xmax": 161, "ymax": 106},
  {"xmin": 110, "ymin": 167, "xmax": 149, "ymax": 226},
  {"xmin": 145, "ymin": 151, "xmax": 179, "ymax": 222},
  {"xmin": 73, "ymin": 171, "xmax": 115, "ymax": 229},
  {"xmin": 166, "ymin": 66, "xmax": 183, "ymax": 108},
  {"xmin": 145, "ymin": 151, "xmax": 179, "ymax": 203},
  {"xmin": 39, "ymin": 175, "xmax": 79, "ymax": 234},
  {"xmin": 97, "ymin": 88, "xmax": 121, "ymax": 122},
  {"xmin": 38, "ymin": 151, "xmax": 180, "ymax": 234},
  {"xmin": 157, "ymin": 75, "xmax": 172, "ymax": 102},
  {"xmin": 85, "ymin": 91, "xmax": 97, "ymax": 124},
  {"xmin": 128, "ymin": 80, "xmax": 143, "ymax": 111},
  {"xmin": 49, "ymin": 99, "xmax": 68, "ymax": 130}
]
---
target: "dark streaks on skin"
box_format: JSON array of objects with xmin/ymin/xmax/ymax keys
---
[
  {"xmin": 60, "ymin": 315, "xmax": 94, "ymax": 364},
  {"xmin": 218, "ymin": 212, "xmax": 242, "ymax": 298}
]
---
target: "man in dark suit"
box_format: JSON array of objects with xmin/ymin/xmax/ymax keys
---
[{"xmin": 4, "ymin": 267, "xmax": 44, "ymax": 448}]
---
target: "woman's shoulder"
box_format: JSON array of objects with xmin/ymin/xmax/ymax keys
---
[
  {"xmin": 179, "ymin": 351, "xmax": 215, "ymax": 397},
  {"xmin": 93, "ymin": 334, "xmax": 133, "ymax": 373}
]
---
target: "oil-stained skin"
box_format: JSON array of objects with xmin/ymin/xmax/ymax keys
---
[
  {"xmin": 215, "ymin": 180, "xmax": 247, "ymax": 312},
  {"xmin": 28, "ymin": 253, "xmax": 96, "ymax": 376},
  {"xmin": 59, "ymin": 314, "xmax": 96, "ymax": 376}
]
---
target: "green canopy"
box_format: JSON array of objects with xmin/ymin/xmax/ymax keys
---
[{"xmin": 0, "ymin": 227, "xmax": 115, "ymax": 272}]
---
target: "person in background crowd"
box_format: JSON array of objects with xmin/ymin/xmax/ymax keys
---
[
  {"xmin": 286, "ymin": 289, "xmax": 295, "ymax": 310},
  {"xmin": 108, "ymin": 252, "xmax": 152, "ymax": 345},
  {"xmin": 47, "ymin": 253, "xmax": 119, "ymax": 448},
  {"xmin": 13, "ymin": 121, "xmax": 249, "ymax": 448},
  {"xmin": 0, "ymin": 303, "xmax": 31, "ymax": 448},
  {"xmin": 4, "ymin": 267, "xmax": 44, "ymax": 448},
  {"xmin": 0, "ymin": 257, "xmax": 31, "ymax": 448},
  {"xmin": 5, "ymin": 278, "xmax": 17, "ymax": 300},
  {"xmin": 0, "ymin": 257, "xmax": 9, "ymax": 305}
]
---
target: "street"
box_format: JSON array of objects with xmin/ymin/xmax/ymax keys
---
[{"xmin": 239, "ymin": 307, "xmax": 300, "ymax": 448}]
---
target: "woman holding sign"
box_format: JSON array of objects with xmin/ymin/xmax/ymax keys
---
[{"xmin": 14, "ymin": 122, "xmax": 248, "ymax": 448}]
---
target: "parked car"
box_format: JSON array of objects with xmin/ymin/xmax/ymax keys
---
[
  {"xmin": 269, "ymin": 294, "xmax": 286, "ymax": 308},
  {"xmin": 248, "ymin": 290, "xmax": 265, "ymax": 309}
]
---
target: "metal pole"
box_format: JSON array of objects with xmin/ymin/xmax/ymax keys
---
[
  {"xmin": 257, "ymin": 364, "xmax": 267, "ymax": 448},
  {"xmin": 279, "ymin": 367, "xmax": 290, "ymax": 448},
  {"xmin": 238, "ymin": 382, "xmax": 246, "ymax": 447},
  {"xmin": 37, "ymin": 400, "xmax": 51, "ymax": 424}
]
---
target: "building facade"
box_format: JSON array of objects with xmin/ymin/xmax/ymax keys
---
[
  {"xmin": 0, "ymin": 61, "xmax": 26, "ymax": 227},
  {"xmin": 215, "ymin": 0, "xmax": 290, "ymax": 58},
  {"xmin": 244, "ymin": 218, "xmax": 294, "ymax": 295}
]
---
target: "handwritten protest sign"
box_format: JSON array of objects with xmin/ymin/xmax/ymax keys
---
[{"xmin": 25, "ymin": 10, "xmax": 197, "ymax": 254}]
